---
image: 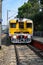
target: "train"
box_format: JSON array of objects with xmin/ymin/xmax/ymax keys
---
[{"xmin": 9, "ymin": 18, "xmax": 33, "ymax": 43}]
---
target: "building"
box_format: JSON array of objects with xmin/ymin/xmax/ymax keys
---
[
  {"xmin": 0, "ymin": 0, "xmax": 2, "ymax": 49},
  {"xmin": 0, "ymin": 0, "xmax": 2, "ymax": 19}
]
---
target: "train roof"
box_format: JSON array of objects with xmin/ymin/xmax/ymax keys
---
[
  {"xmin": 9, "ymin": 19, "xmax": 16, "ymax": 23},
  {"xmin": 22, "ymin": 18, "xmax": 33, "ymax": 23},
  {"xmin": 9, "ymin": 18, "xmax": 33, "ymax": 23}
]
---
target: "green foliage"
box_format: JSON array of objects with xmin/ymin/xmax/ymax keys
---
[
  {"xmin": 28, "ymin": 0, "xmax": 38, "ymax": 2},
  {"xmin": 17, "ymin": 2, "xmax": 32, "ymax": 18},
  {"xmin": 17, "ymin": 0, "xmax": 43, "ymax": 31},
  {"xmin": 30, "ymin": 12, "xmax": 43, "ymax": 31},
  {"xmin": 17, "ymin": 0, "xmax": 39, "ymax": 18},
  {"xmin": 40, "ymin": 0, "xmax": 43, "ymax": 4},
  {"xmin": 28, "ymin": 0, "xmax": 38, "ymax": 6}
]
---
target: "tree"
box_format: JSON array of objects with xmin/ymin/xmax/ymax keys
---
[
  {"xmin": 17, "ymin": 0, "xmax": 39, "ymax": 18},
  {"xmin": 17, "ymin": 2, "xmax": 32, "ymax": 18},
  {"xmin": 40, "ymin": 0, "xmax": 43, "ymax": 11},
  {"xmin": 17, "ymin": 0, "xmax": 43, "ymax": 31},
  {"xmin": 40, "ymin": 0, "xmax": 43, "ymax": 4}
]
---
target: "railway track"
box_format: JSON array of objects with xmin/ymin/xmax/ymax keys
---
[
  {"xmin": 0, "ymin": 44, "xmax": 43, "ymax": 65},
  {"xmin": 1, "ymin": 35, "xmax": 43, "ymax": 65},
  {"xmin": 14, "ymin": 44, "xmax": 43, "ymax": 65},
  {"xmin": 27, "ymin": 44, "xmax": 43, "ymax": 59},
  {"xmin": 0, "ymin": 45, "xmax": 17, "ymax": 65}
]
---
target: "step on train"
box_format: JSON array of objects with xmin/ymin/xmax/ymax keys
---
[{"xmin": 9, "ymin": 18, "xmax": 33, "ymax": 43}]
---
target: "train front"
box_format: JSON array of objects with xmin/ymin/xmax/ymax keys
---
[{"xmin": 9, "ymin": 19, "xmax": 33, "ymax": 43}]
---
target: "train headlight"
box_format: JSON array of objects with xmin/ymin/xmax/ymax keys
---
[
  {"xmin": 13, "ymin": 36, "xmax": 16, "ymax": 39},
  {"xmin": 28, "ymin": 35, "xmax": 31, "ymax": 38}
]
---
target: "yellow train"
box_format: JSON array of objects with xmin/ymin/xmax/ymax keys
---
[{"xmin": 9, "ymin": 18, "xmax": 33, "ymax": 43}]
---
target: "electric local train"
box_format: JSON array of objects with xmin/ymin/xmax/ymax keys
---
[{"xmin": 9, "ymin": 18, "xmax": 33, "ymax": 43}]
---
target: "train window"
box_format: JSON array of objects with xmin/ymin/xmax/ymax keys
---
[
  {"xmin": 26, "ymin": 23, "xmax": 32, "ymax": 28},
  {"xmin": 10, "ymin": 23, "xmax": 16, "ymax": 28},
  {"xmin": 19, "ymin": 22, "xmax": 24, "ymax": 29}
]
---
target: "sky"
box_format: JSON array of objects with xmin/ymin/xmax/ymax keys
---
[{"xmin": 2, "ymin": 0, "xmax": 28, "ymax": 25}]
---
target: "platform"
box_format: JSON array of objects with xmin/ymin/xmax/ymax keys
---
[
  {"xmin": 33, "ymin": 36, "xmax": 43, "ymax": 43},
  {"xmin": 33, "ymin": 36, "xmax": 43, "ymax": 50}
]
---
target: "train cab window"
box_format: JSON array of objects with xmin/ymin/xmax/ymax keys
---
[
  {"xmin": 10, "ymin": 23, "xmax": 16, "ymax": 28},
  {"xmin": 19, "ymin": 22, "xmax": 24, "ymax": 29},
  {"xmin": 26, "ymin": 23, "xmax": 32, "ymax": 28}
]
